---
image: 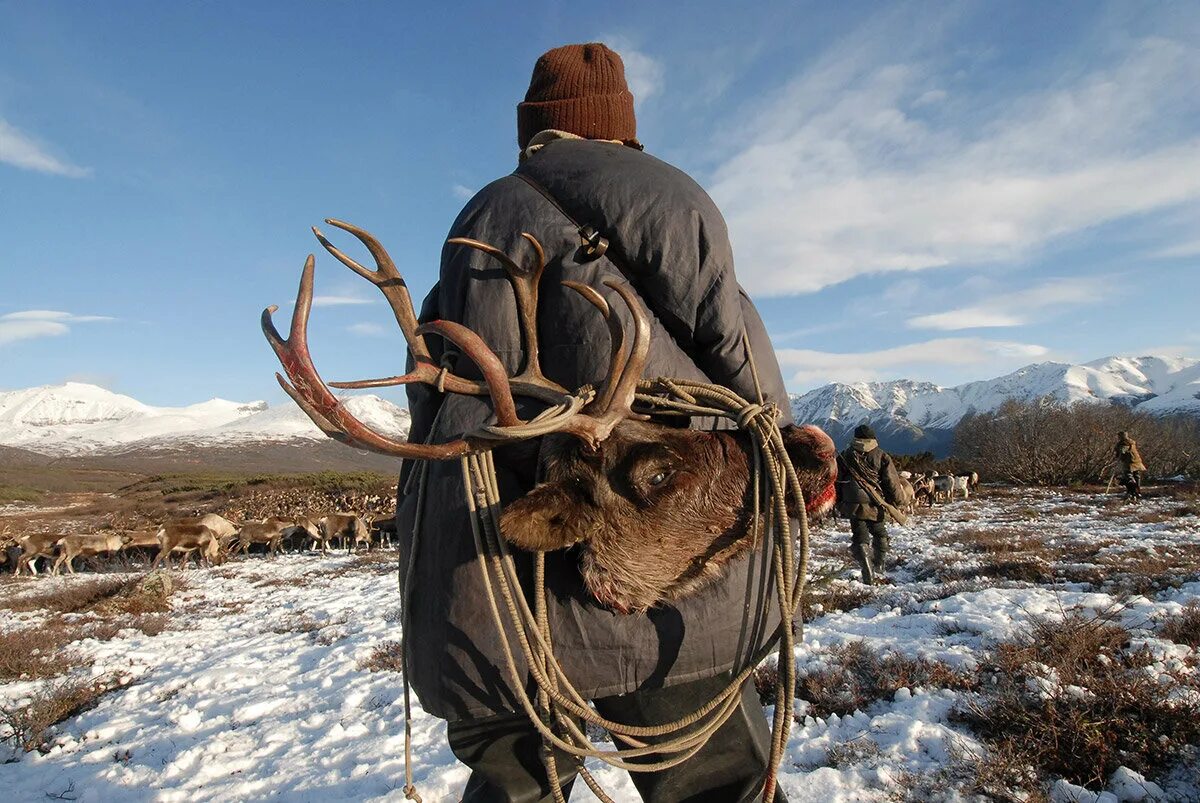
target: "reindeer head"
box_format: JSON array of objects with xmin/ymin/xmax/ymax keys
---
[
  {"xmin": 499, "ymin": 421, "xmax": 836, "ymax": 612},
  {"xmin": 263, "ymin": 221, "xmax": 835, "ymax": 612}
]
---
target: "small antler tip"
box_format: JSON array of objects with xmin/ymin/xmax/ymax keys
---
[{"xmin": 265, "ymin": 304, "xmax": 279, "ymax": 315}]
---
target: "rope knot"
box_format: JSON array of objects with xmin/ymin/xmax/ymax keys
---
[
  {"xmin": 735, "ymin": 401, "xmax": 779, "ymax": 432},
  {"xmin": 403, "ymin": 785, "xmax": 423, "ymax": 802}
]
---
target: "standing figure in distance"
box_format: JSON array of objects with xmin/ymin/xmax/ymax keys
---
[
  {"xmin": 1114, "ymin": 430, "xmax": 1147, "ymax": 501},
  {"xmin": 836, "ymin": 424, "xmax": 904, "ymax": 585}
]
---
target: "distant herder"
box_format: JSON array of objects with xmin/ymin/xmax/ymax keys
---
[
  {"xmin": 836, "ymin": 424, "xmax": 905, "ymax": 584},
  {"xmin": 1114, "ymin": 430, "xmax": 1147, "ymax": 501}
]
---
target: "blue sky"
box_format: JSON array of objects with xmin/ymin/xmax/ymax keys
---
[{"xmin": 2, "ymin": 1, "xmax": 1198, "ymax": 406}]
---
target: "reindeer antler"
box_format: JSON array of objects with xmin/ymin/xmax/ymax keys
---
[{"xmin": 261, "ymin": 220, "xmax": 650, "ymax": 458}]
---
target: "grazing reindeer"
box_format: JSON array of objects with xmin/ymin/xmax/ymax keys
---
[
  {"xmin": 173, "ymin": 514, "xmax": 238, "ymax": 544},
  {"xmin": 932, "ymin": 473, "xmax": 953, "ymax": 504},
  {"xmin": 894, "ymin": 476, "xmax": 917, "ymax": 516},
  {"xmin": 120, "ymin": 530, "xmax": 163, "ymax": 562},
  {"xmin": 153, "ymin": 523, "xmax": 222, "ymax": 570},
  {"xmin": 281, "ymin": 517, "xmax": 321, "ymax": 553},
  {"xmin": 317, "ymin": 514, "xmax": 371, "ymax": 554},
  {"xmin": 911, "ymin": 474, "xmax": 936, "ymax": 507},
  {"xmin": 370, "ymin": 515, "xmax": 396, "ymax": 550},
  {"xmin": 13, "ymin": 533, "xmax": 62, "ymax": 576},
  {"xmin": 234, "ymin": 518, "xmax": 293, "ymax": 557},
  {"xmin": 261, "ymin": 221, "xmax": 837, "ymax": 612},
  {"xmin": 52, "ymin": 533, "xmax": 134, "ymax": 575},
  {"xmin": 0, "ymin": 526, "xmax": 18, "ymax": 570}
]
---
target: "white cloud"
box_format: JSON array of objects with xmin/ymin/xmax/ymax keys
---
[
  {"xmin": 0, "ymin": 310, "xmax": 113, "ymax": 347},
  {"xmin": 907, "ymin": 277, "xmax": 1107, "ymax": 331},
  {"xmin": 311, "ymin": 295, "xmax": 373, "ymax": 307},
  {"xmin": 601, "ymin": 36, "xmax": 664, "ymax": 104},
  {"xmin": 0, "ymin": 119, "xmax": 91, "ymax": 178},
  {"xmin": 347, "ymin": 322, "xmax": 387, "ymax": 337},
  {"xmin": 1152, "ymin": 239, "xmax": 1200, "ymax": 259},
  {"xmin": 709, "ymin": 30, "xmax": 1200, "ymax": 296},
  {"xmin": 451, "ymin": 183, "xmax": 475, "ymax": 201},
  {"xmin": 777, "ymin": 337, "xmax": 1050, "ymax": 387}
]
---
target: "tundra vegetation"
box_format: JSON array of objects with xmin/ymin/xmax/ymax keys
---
[{"xmin": 1, "ymin": 450, "xmax": 1198, "ymax": 797}]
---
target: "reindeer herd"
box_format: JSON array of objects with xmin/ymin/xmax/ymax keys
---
[
  {"xmin": 0, "ymin": 511, "xmax": 389, "ymax": 577},
  {"xmin": 895, "ymin": 470, "xmax": 981, "ymax": 514}
]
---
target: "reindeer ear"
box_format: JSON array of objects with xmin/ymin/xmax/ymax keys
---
[{"xmin": 499, "ymin": 484, "xmax": 588, "ymax": 552}]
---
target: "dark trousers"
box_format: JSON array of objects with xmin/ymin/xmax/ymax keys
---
[
  {"xmin": 1121, "ymin": 470, "xmax": 1142, "ymax": 500},
  {"xmin": 448, "ymin": 673, "xmax": 786, "ymax": 803},
  {"xmin": 849, "ymin": 518, "xmax": 889, "ymax": 584}
]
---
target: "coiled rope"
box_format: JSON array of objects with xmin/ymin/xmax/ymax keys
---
[{"xmin": 401, "ymin": 374, "xmax": 811, "ymax": 802}]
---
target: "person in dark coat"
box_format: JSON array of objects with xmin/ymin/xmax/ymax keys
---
[
  {"xmin": 399, "ymin": 43, "xmax": 791, "ymax": 802},
  {"xmin": 835, "ymin": 424, "xmax": 904, "ymax": 585},
  {"xmin": 1114, "ymin": 430, "xmax": 1147, "ymax": 501}
]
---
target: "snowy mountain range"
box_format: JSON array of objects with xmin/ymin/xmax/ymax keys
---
[
  {"xmin": 1, "ymin": 355, "xmax": 1196, "ymax": 463},
  {"xmin": 789, "ymin": 355, "xmax": 1200, "ymax": 455},
  {"xmin": 0, "ymin": 382, "xmax": 410, "ymax": 458}
]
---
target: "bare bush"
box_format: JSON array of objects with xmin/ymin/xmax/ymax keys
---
[
  {"xmin": 0, "ymin": 627, "xmax": 89, "ymax": 681},
  {"xmin": 954, "ymin": 399, "xmax": 1200, "ymax": 485},
  {"xmin": 954, "ymin": 610, "xmax": 1200, "ymax": 792},
  {"xmin": 1159, "ymin": 602, "xmax": 1200, "ymax": 648},
  {"xmin": 359, "ymin": 641, "xmax": 405, "ymax": 673},
  {"xmin": 797, "ymin": 642, "xmax": 977, "ymax": 718},
  {"xmin": 0, "ymin": 577, "xmax": 126, "ymax": 614},
  {"xmin": 0, "ymin": 676, "xmax": 122, "ymax": 754}
]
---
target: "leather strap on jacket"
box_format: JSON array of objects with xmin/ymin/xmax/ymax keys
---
[{"xmin": 512, "ymin": 171, "xmax": 610, "ymax": 261}]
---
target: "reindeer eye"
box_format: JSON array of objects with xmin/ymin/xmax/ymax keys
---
[{"xmin": 647, "ymin": 470, "xmax": 670, "ymax": 487}]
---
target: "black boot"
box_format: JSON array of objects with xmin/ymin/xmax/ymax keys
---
[{"xmin": 851, "ymin": 543, "xmax": 875, "ymax": 585}]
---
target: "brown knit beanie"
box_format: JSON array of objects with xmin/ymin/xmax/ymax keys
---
[{"xmin": 517, "ymin": 43, "xmax": 637, "ymax": 149}]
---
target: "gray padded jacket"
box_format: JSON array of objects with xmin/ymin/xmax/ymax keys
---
[{"xmin": 397, "ymin": 139, "xmax": 793, "ymax": 721}]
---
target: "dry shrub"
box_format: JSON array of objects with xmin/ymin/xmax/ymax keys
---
[
  {"xmin": 0, "ymin": 626, "xmax": 88, "ymax": 681},
  {"xmin": 1, "ymin": 577, "xmax": 125, "ymax": 614},
  {"xmin": 798, "ymin": 641, "xmax": 976, "ymax": 718},
  {"xmin": 1159, "ymin": 602, "xmax": 1200, "ymax": 648},
  {"xmin": 941, "ymin": 527, "xmax": 1044, "ymax": 556},
  {"xmin": 359, "ymin": 641, "xmax": 404, "ymax": 673},
  {"xmin": 801, "ymin": 583, "xmax": 874, "ymax": 621},
  {"xmin": 0, "ymin": 676, "xmax": 122, "ymax": 754},
  {"xmin": 954, "ymin": 610, "xmax": 1200, "ymax": 793},
  {"xmin": 752, "ymin": 659, "xmax": 780, "ymax": 705},
  {"xmin": 0, "ymin": 572, "xmax": 180, "ymax": 616}
]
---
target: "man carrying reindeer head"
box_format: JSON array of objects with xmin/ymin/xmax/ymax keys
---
[{"xmin": 396, "ymin": 43, "xmax": 810, "ymax": 802}]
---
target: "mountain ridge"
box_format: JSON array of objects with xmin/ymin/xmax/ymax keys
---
[
  {"xmin": 3, "ymin": 354, "xmax": 1197, "ymax": 464},
  {"xmin": 789, "ymin": 355, "xmax": 1200, "ymax": 455},
  {"xmin": 0, "ymin": 382, "xmax": 410, "ymax": 460}
]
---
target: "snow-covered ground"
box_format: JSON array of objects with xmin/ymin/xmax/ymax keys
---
[{"xmin": 1, "ymin": 489, "xmax": 1198, "ymax": 801}]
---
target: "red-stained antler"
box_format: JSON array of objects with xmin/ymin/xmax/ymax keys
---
[{"xmin": 261, "ymin": 220, "xmax": 650, "ymax": 458}]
